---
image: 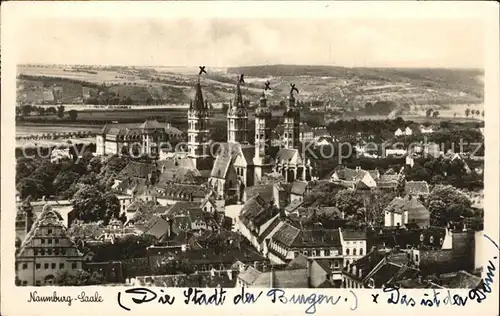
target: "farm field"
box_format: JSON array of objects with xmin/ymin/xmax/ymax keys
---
[{"xmin": 16, "ymin": 137, "xmax": 95, "ymax": 148}]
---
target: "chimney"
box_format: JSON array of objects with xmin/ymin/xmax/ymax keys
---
[{"xmin": 356, "ymin": 166, "xmax": 361, "ymax": 172}]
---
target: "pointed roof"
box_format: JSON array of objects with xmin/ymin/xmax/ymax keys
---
[
  {"xmin": 17, "ymin": 204, "xmax": 83, "ymax": 258},
  {"xmin": 232, "ymin": 80, "xmax": 244, "ymax": 109},
  {"xmin": 190, "ymin": 78, "xmax": 207, "ymax": 111}
]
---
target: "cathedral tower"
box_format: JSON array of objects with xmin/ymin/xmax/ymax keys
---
[
  {"xmin": 227, "ymin": 79, "xmax": 249, "ymax": 144},
  {"xmin": 282, "ymin": 89, "xmax": 300, "ymax": 149},
  {"xmin": 187, "ymin": 78, "xmax": 210, "ymax": 167},
  {"xmin": 253, "ymin": 91, "xmax": 273, "ymax": 182}
]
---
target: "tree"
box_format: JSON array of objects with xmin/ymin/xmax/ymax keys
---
[
  {"xmin": 52, "ymin": 171, "xmax": 80, "ymax": 195},
  {"xmin": 432, "ymin": 111, "xmax": 439, "ymax": 118},
  {"xmin": 72, "ymin": 185, "xmax": 120, "ymax": 224},
  {"xmin": 465, "ymin": 108, "xmax": 470, "ymax": 117},
  {"xmin": 335, "ymin": 189, "xmax": 364, "ymax": 221},
  {"xmin": 57, "ymin": 105, "xmax": 65, "ymax": 118},
  {"xmin": 426, "ymin": 108, "xmax": 433, "ymax": 117},
  {"xmin": 68, "ymin": 110, "xmax": 78, "ymax": 121},
  {"xmin": 54, "ymin": 269, "xmax": 104, "ymax": 286},
  {"xmin": 427, "ymin": 184, "xmax": 473, "ymax": 226},
  {"xmin": 16, "ymin": 177, "xmax": 46, "ymax": 200}
]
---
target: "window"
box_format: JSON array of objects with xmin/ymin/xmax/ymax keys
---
[
  {"xmin": 48, "ymin": 229, "xmax": 52, "ymax": 235},
  {"xmin": 36, "ymin": 263, "xmax": 41, "ymax": 270},
  {"xmin": 346, "ymin": 260, "xmax": 350, "ymax": 267},
  {"xmin": 34, "ymin": 249, "xmax": 38, "ymax": 256},
  {"xmin": 44, "ymin": 263, "xmax": 49, "ymax": 269},
  {"xmin": 51, "ymin": 263, "xmax": 56, "ymax": 269},
  {"xmin": 415, "ymin": 254, "xmax": 419, "ymax": 262},
  {"xmin": 41, "ymin": 239, "xmax": 45, "ymax": 244},
  {"xmin": 324, "ymin": 249, "xmax": 330, "ymax": 256},
  {"xmin": 359, "ymin": 248, "xmax": 363, "ymax": 256},
  {"xmin": 55, "ymin": 238, "xmax": 59, "ymax": 244},
  {"xmin": 72, "ymin": 263, "xmax": 77, "ymax": 269},
  {"xmin": 314, "ymin": 249, "xmax": 320, "ymax": 256},
  {"xmin": 48, "ymin": 239, "xmax": 52, "ymax": 244},
  {"xmin": 22, "ymin": 263, "xmax": 28, "ymax": 270},
  {"xmin": 59, "ymin": 263, "xmax": 64, "ymax": 269},
  {"xmin": 353, "ymin": 249, "xmax": 357, "ymax": 256},
  {"xmin": 346, "ymin": 248, "xmax": 350, "ymax": 255}
]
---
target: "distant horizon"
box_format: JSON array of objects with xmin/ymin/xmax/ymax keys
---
[{"xmin": 18, "ymin": 63, "xmax": 484, "ymax": 72}]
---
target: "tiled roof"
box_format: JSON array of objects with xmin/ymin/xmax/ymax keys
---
[
  {"xmin": 257, "ymin": 216, "xmax": 284, "ymax": 244},
  {"xmin": 239, "ymin": 195, "xmax": 278, "ymax": 232},
  {"xmin": 351, "ymin": 250, "xmax": 387, "ymax": 279},
  {"xmin": 166, "ymin": 247, "xmax": 266, "ymax": 266},
  {"xmin": 286, "ymin": 253, "xmax": 309, "ymax": 270},
  {"xmin": 275, "ymin": 148, "xmax": 299, "ymax": 164},
  {"xmin": 142, "ymin": 216, "xmax": 170, "ymax": 239},
  {"xmin": 370, "ymin": 262, "xmax": 405, "ymax": 287},
  {"xmin": 165, "ymin": 201, "xmax": 202, "ymax": 217},
  {"xmin": 341, "ymin": 229, "xmax": 367, "ymax": 241},
  {"xmin": 252, "ymin": 269, "xmax": 309, "ymax": 288},
  {"xmin": 440, "ymin": 271, "xmax": 482, "ymax": 289},
  {"xmin": 139, "ymin": 119, "xmax": 164, "ymax": 130},
  {"xmin": 210, "ymin": 143, "xmax": 240, "ymax": 178},
  {"xmin": 136, "ymin": 271, "xmax": 237, "ymax": 288},
  {"xmin": 238, "ymin": 265, "xmax": 263, "ymax": 285},
  {"xmin": 293, "ymin": 229, "xmax": 342, "ymax": 248},
  {"xmin": 245, "ymin": 184, "xmax": 275, "ymax": 204},
  {"xmin": 156, "ymin": 183, "xmax": 210, "ymax": 200},
  {"xmin": 271, "ymin": 222, "xmax": 301, "ymax": 247},
  {"xmin": 157, "ymin": 157, "xmax": 196, "ymax": 170},
  {"xmin": 405, "ymin": 181, "xmax": 430, "ymax": 195},
  {"xmin": 384, "ymin": 196, "xmax": 428, "ymax": 216},
  {"xmin": 117, "ymin": 162, "xmax": 157, "ymax": 181}
]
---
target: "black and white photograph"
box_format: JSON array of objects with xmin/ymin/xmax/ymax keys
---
[{"xmin": 5, "ymin": 2, "xmax": 496, "ymax": 294}]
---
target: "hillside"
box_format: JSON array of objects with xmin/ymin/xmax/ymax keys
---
[{"xmin": 16, "ymin": 64, "xmax": 484, "ymax": 110}]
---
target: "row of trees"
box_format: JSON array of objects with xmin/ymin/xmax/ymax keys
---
[
  {"xmin": 16, "ymin": 152, "xmax": 136, "ymax": 224},
  {"xmin": 302, "ymin": 181, "xmax": 481, "ymax": 230}
]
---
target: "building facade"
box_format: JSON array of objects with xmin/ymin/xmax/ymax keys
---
[{"xmin": 16, "ymin": 205, "xmax": 84, "ymax": 286}]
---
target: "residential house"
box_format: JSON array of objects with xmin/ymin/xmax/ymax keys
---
[
  {"xmin": 419, "ymin": 125, "xmax": 434, "ymax": 134},
  {"xmin": 376, "ymin": 173, "xmax": 403, "ymax": 192},
  {"xmin": 342, "ymin": 249, "xmax": 416, "ymax": 289},
  {"xmin": 267, "ymin": 224, "xmax": 343, "ymax": 266},
  {"xmin": 404, "ymin": 180, "xmax": 430, "ymax": 197},
  {"xmin": 384, "ymin": 195, "xmax": 430, "ymax": 228},
  {"xmin": 237, "ymin": 194, "xmax": 281, "ymax": 253},
  {"xmin": 236, "ymin": 265, "xmax": 309, "ymax": 288},
  {"xmin": 16, "ymin": 205, "xmax": 84, "ymax": 286},
  {"xmin": 339, "ymin": 229, "xmax": 367, "ymax": 268},
  {"xmin": 289, "ymin": 180, "xmax": 308, "ymax": 203},
  {"xmin": 394, "ymin": 127, "xmax": 414, "ymax": 137},
  {"xmin": 329, "ymin": 166, "xmax": 378, "ymax": 190}
]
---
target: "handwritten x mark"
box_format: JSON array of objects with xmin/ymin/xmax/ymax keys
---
[
  {"xmin": 264, "ymin": 81, "xmax": 271, "ymax": 91},
  {"xmin": 371, "ymin": 293, "xmax": 379, "ymax": 303},
  {"xmin": 290, "ymin": 83, "xmax": 299, "ymax": 94},
  {"xmin": 198, "ymin": 66, "xmax": 207, "ymax": 75}
]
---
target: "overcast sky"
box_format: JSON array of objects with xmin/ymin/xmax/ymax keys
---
[{"xmin": 16, "ymin": 18, "xmax": 484, "ymax": 69}]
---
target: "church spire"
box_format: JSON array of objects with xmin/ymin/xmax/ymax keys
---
[
  {"xmin": 191, "ymin": 77, "xmax": 207, "ymax": 111},
  {"xmin": 232, "ymin": 79, "xmax": 244, "ymax": 109}
]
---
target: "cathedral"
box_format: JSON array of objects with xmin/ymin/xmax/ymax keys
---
[{"xmin": 187, "ymin": 76, "xmax": 313, "ymax": 205}]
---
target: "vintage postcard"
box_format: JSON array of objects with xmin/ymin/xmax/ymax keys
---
[{"xmin": 1, "ymin": 1, "xmax": 499, "ymax": 316}]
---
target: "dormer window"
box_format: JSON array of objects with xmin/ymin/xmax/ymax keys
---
[
  {"xmin": 429, "ymin": 236, "xmax": 434, "ymax": 243},
  {"xmin": 440, "ymin": 237, "xmax": 444, "ymax": 245},
  {"xmin": 420, "ymin": 234, "xmax": 424, "ymax": 242}
]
